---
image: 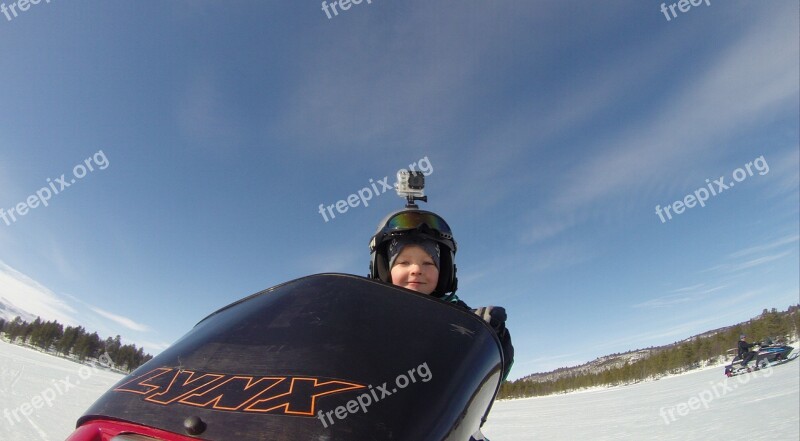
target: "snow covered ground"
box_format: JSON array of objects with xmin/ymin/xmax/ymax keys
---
[
  {"xmin": 0, "ymin": 339, "xmax": 124, "ymax": 441},
  {"xmin": 484, "ymin": 356, "xmax": 800, "ymax": 440},
  {"xmin": 2, "ymin": 338, "xmax": 798, "ymax": 440}
]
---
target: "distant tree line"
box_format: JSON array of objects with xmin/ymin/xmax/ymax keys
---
[
  {"xmin": 0, "ymin": 316, "xmax": 153, "ymax": 372},
  {"xmin": 499, "ymin": 305, "xmax": 800, "ymax": 399}
]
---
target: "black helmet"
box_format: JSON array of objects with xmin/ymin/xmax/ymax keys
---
[{"xmin": 369, "ymin": 208, "xmax": 458, "ymax": 297}]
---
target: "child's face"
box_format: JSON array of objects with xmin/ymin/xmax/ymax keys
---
[{"xmin": 390, "ymin": 245, "xmax": 439, "ymax": 295}]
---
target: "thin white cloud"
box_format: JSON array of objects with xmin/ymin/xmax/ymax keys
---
[
  {"xmin": 716, "ymin": 289, "xmax": 766, "ymax": 307},
  {"xmin": 699, "ymin": 285, "xmax": 728, "ymax": 295},
  {"xmin": 516, "ymin": 353, "xmax": 588, "ymax": 373},
  {"xmin": 90, "ymin": 307, "xmax": 150, "ymax": 332},
  {"xmin": 268, "ymin": 2, "xmax": 590, "ymax": 154},
  {"xmin": 729, "ymin": 234, "xmax": 799, "ymax": 259},
  {"xmin": 553, "ymin": 7, "xmax": 798, "ymax": 213},
  {"xmin": 136, "ymin": 340, "xmax": 172, "ymax": 355},
  {"xmin": 701, "ymin": 251, "xmax": 794, "ymax": 275},
  {"xmin": 521, "ymin": 352, "xmax": 582, "ymax": 366},
  {"xmin": 522, "ymin": 214, "xmax": 579, "ymax": 245},
  {"xmin": 48, "ymin": 242, "xmax": 81, "ymax": 281},
  {"xmin": 765, "ymin": 147, "xmax": 800, "ymax": 198},
  {"xmin": 462, "ymin": 240, "xmax": 594, "ymax": 298},
  {"xmin": 597, "ymin": 314, "xmax": 736, "ymax": 351},
  {"xmin": 671, "ymin": 284, "xmax": 705, "ymax": 293},
  {"xmin": 525, "ymin": 241, "xmax": 594, "ymax": 273},
  {"xmin": 698, "ymin": 264, "xmax": 725, "ymax": 274},
  {"xmin": 729, "ymin": 251, "xmax": 793, "ymax": 272},
  {"xmin": 633, "ymin": 285, "xmax": 727, "ymax": 309},
  {"xmin": 492, "ymin": 5, "xmax": 800, "ymax": 245},
  {"xmin": 0, "ymin": 261, "xmax": 78, "ymax": 325},
  {"xmin": 633, "ymin": 295, "xmax": 693, "ymax": 309},
  {"xmin": 456, "ymin": 269, "xmax": 490, "ymax": 286}
]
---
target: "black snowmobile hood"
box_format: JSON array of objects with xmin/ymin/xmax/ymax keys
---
[{"xmin": 78, "ymin": 273, "xmax": 504, "ymax": 440}]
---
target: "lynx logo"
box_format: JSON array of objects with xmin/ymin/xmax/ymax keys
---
[{"xmin": 114, "ymin": 367, "xmax": 365, "ymax": 416}]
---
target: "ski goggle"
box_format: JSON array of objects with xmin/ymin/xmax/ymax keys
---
[
  {"xmin": 383, "ymin": 211, "xmax": 453, "ymax": 237},
  {"xmin": 371, "ymin": 211, "xmax": 456, "ymax": 253}
]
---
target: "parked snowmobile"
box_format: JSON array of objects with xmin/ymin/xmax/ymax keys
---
[
  {"xmin": 65, "ymin": 274, "xmax": 505, "ymax": 441},
  {"xmin": 724, "ymin": 339, "xmax": 798, "ymax": 377}
]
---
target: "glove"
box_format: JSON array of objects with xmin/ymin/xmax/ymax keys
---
[
  {"xmin": 473, "ymin": 306, "xmax": 507, "ymax": 336},
  {"xmin": 474, "ymin": 306, "xmax": 514, "ymax": 380}
]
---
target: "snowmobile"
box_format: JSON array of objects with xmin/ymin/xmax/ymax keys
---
[
  {"xmin": 64, "ymin": 273, "xmax": 505, "ymax": 440},
  {"xmin": 723, "ymin": 339, "xmax": 798, "ymax": 377}
]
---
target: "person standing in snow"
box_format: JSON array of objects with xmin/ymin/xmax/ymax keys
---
[{"xmin": 369, "ymin": 208, "xmax": 515, "ymax": 380}]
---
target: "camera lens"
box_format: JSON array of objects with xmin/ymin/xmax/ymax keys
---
[{"xmin": 408, "ymin": 174, "xmax": 424, "ymax": 189}]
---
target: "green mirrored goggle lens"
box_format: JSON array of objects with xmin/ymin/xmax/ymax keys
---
[{"xmin": 385, "ymin": 211, "xmax": 452, "ymax": 235}]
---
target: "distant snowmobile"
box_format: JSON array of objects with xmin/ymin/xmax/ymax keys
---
[
  {"xmin": 724, "ymin": 339, "xmax": 798, "ymax": 377},
  {"xmin": 64, "ymin": 274, "xmax": 506, "ymax": 440}
]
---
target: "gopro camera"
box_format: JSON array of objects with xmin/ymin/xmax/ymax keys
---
[{"xmin": 396, "ymin": 170, "xmax": 427, "ymax": 207}]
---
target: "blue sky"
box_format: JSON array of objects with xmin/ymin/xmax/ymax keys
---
[{"xmin": 0, "ymin": 1, "xmax": 797, "ymax": 380}]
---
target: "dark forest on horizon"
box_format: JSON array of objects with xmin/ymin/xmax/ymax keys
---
[
  {"xmin": 499, "ymin": 305, "xmax": 800, "ymax": 399},
  {"xmin": 0, "ymin": 316, "xmax": 152, "ymax": 372}
]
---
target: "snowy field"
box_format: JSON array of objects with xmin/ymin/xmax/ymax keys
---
[
  {"xmin": 0, "ymin": 339, "xmax": 124, "ymax": 441},
  {"xmin": 2, "ymin": 338, "xmax": 798, "ymax": 440},
  {"xmin": 484, "ymin": 356, "xmax": 800, "ymax": 440}
]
